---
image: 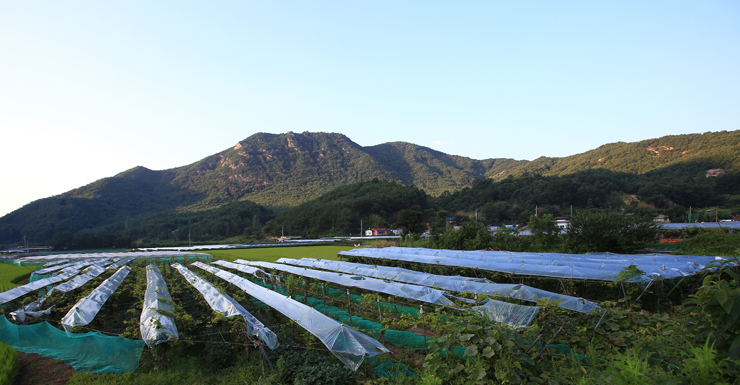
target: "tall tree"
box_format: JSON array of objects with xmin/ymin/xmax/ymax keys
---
[
  {"xmin": 565, "ymin": 212, "xmax": 659, "ymax": 253},
  {"xmin": 527, "ymin": 214, "xmax": 561, "ymax": 250},
  {"xmin": 396, "ymin": 209, "xmax": 425, "ymax": 235}
]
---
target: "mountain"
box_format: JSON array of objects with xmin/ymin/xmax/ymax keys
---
[
  {"xmin": 165, "ymin": 132, "xmax": 523, "ymax": 208},
  {"xmin": 1, "ymin": 130, "xmax": 738, "ymax": 245}
]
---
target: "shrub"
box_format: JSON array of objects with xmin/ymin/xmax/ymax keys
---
[
  {"xmin": 275, "ymin": 348, "xmax": 355, "ymax": 385},
  {"xmin": 683, "ymin": 260, "xmax": 740, "ymax": 360},
  {"xmin": 675, "ymin": 230, "xmax": 740, "ymax": 256}
]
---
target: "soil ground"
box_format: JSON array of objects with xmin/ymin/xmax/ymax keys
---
[{"xmin": 13, "ymin": 352, "xmax": 74, "ymax": 385}]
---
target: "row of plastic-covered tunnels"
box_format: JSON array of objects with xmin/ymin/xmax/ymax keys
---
[{"xmin": 0, "ymin": 247, "xmax": 733, "ymax": 372}]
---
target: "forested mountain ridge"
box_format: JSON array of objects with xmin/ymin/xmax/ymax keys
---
[
  {"xmin": 1, "ymin": 130, "xmax": 738, "ymax": 245},
  {"xmin": 502, "ymin": 130, "xmax": 740, "ymax": 178}
]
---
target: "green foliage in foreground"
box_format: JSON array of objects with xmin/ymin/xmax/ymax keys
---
[
  {"xmin": 0, "ymin": 342, "xmax": 18, "ymax": 385},
  {"xmin": 67, "ymin": 354, "xmax": 263, "ymax": 385},
  {"xmin": 684, "ymin": 260, "xmax": 740, "ymax": 361}
]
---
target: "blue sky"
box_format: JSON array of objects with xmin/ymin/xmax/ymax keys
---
[{"xmin": 1, "ymin": 1, "xmax": 738, "ymax": 217}]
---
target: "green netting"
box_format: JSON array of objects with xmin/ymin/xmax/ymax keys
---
[
  {"xmin": 0, "ymin": 260, "xmax": 42, "ymax": 267},
  {"xmin": 247, "ymin": 279, "xmax": 430, "ymax": 350},
  {"xmin": 29, "ymin": 273, "xmax": 51, "ymax": 282},
  {"xmin": 143, "ymin": 255, "xmax": 211, "ymax": 262},
  {"xmin": 0, "ymin": 315, "xmax": 144, "ymax": 373},
  {"xmin": 371, "ymin": 359, "xmax": 416, "ymax": 379},
  {"xmin": 323, "ymin": 285, "xmax": 421, "ymax": 319}
]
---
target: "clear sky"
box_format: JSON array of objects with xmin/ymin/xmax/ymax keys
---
[{"xmin": 1, "ymin": 1, "xmax": 738, "ymax": 217}]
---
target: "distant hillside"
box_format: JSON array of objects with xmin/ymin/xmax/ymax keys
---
[
  {"xmin": 1, "ymin": 130, "xmax": 738, "ymax": 245},
  {"xmin": 501, "ymin": 130, "xmax": 740, "ymax": 179}
]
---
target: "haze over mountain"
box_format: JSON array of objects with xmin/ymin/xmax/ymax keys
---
[{"xmin": 1, "ymin": 130, "xmax": 738, "ymax": 245}]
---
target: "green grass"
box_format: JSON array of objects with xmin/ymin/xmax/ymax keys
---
[
  {"xmin": 0, "ymin": 342, "xmax": 18, "ymax": 385},
  {"xmin": 207, "ymin": 245, "xmax": 355, "ymax": 263},
  {"xmin": 0, "ymin": 264, "xmax": 38, "ymax": 292}
]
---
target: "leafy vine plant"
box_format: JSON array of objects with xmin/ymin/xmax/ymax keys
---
[{"xmin": 683, "ymin": 259, "xmax": 740, "ymax": 360}]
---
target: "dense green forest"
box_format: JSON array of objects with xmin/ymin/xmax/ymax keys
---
[
  {"xmin": 439, "ymin": 167, "xmax": 740, "ymax": 225},
  {"xmin": 48, "ymin": 200, "xmax": 274, "ymax": 250},
  {"xmin": 262, "ymin": 180, "xmax": 432, "ymax": 238},
  {"xmin": 262, "ymin": 168, "xmax": 740, "ymax": 238}
]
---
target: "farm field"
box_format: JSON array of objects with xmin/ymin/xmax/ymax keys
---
[
  {"xmin": 0, "ymin": 263, "xmax": 38, "ymax": 291},
  {"xmin": 207, "ymin": 245, "xmax": 354, "ymax": 263},
  {"xmin": 0, "ymin": 245, "xmax": 738, "ymax": 385}
]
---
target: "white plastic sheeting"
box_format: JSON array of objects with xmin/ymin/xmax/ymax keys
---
[
  {"xmin": 278, "ymin": 258, "xmax": 599, "ymax": 313},
  {"xmin": 191, "ymin": 262, "xmax": 389, "ymax": 371},
  {"xmin": 62, "ymin": 266, "xmax": 131, "ymax": 332},
  {"xmin": 240, "ymin": 261, "xmax": 455, "ymax": 307},
  {"xmin": 35, "ymin": 259, "xmax": 109, "ymax": 275},
  {"xmin": 0, "ymin": 269, "xmax": 78, "ymax": 305},
  {"xmin": 140, "ymin": 265, "xmax": 179, "ymax": 348},
  {"xmin": 171, "ymin": 263, "xmax": 278, "ymax": 350},
  {"xmin": 107, "ymin": 258, "xmax": 134, "ymax": 270},
  {"xmin": 41, "ymin": 259, "xmax": 70, "ymax": 267},
  {"xmin": 54, "ymin": 266, "xmax": 109, "ymax": 293},
  {"xmin": 9, "ymin": 289, "xmax": 56, "ymax": 323},
  {"xmin": 662, "ymin": 222, "xmax": 740, "ymax": 230},
  {"xmin": 339, "ymin": 247, "xmax": 732, "ymax": 282},
  {"xmin": 15, "ymin": 251, "xmax": 212, "ymax": 266},
  {"xmin": 472, "ymin": 299, "xmax": 540, "ymax": 328},
  {"xmin": 9, "ymin": 306, "xmax": 53, "ymax": 323},
  {"xmin": 49, "ymin": 258, "xmax": 134, "ymax": 293},
  {"xmin": 212, "ymin": 260, "xmax": 269, "ymax": 277},
  {"xmin": 240, "ymin": 260, "xmax": 541, "ymax": 327}
]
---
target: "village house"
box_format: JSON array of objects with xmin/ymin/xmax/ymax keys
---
[
  {"xmin": 365, "ymin": 228, "xmax": 402, "ymax": 236},
  {"xmin": 554, "ymin": 217, "xmax": 571, "ymax": 230}
]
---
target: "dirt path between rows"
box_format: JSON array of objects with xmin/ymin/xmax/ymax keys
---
[{"xmin": 13, "ymin": 352, "xmax": 74, "ymax": 385}]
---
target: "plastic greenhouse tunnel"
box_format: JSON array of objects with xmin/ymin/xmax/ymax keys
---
[
  {"xmin": 239, "ymin": 260, "xmax": 456, "ymax": 307},
  {"xmin": 140, "ymin": 264, "xmax": 179, "ymax": 347},
  {"xmin": 278, "ymin": 258, "xmax": 599, "ymax": 313},
  {"xmin": 51, "ymin": 257, "xmax": 134, "ymax": 294},
  {"xmin": 40, "ymin": 259, "xmax": 70, "ymax": 267},
  {"xmin": 212, "ymin": 260, "xmax": 269, "ymax": 277},
  {"xmin": 54, "ymin": 265, "xmax": 109, "ymax": 293},
  {"xmin": 171, "ymin": 263, "xmax": 278, "ymax": 350},
  {"xmin": 241, "ymin": 260, "xmax": 541, "ymax": 328},
  {"xmin": 191, "ymin": 261, "xmax": 390, "ymax": 371},
  {"xmin": 338, "ymin": 247, "xmax": 734, "ymax": 283},
  {"xmin": 62, "ymin": 265, "xmax": 131, "ymax": 332},
  {"xmin": 0, "ymin": 269, "xmax": 78, "ymax": 305},
  {"xmin": 472, "ymin": 299, "xmax": 540, "ymax": 327},
  {"xmin": 34, "ymin": 258, "xmax": 108, "ymax": 275}
]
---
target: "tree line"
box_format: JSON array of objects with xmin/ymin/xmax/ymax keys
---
[{"xmin": 5, "ymin": 166, "xmax": 740, "ymax": 251}]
